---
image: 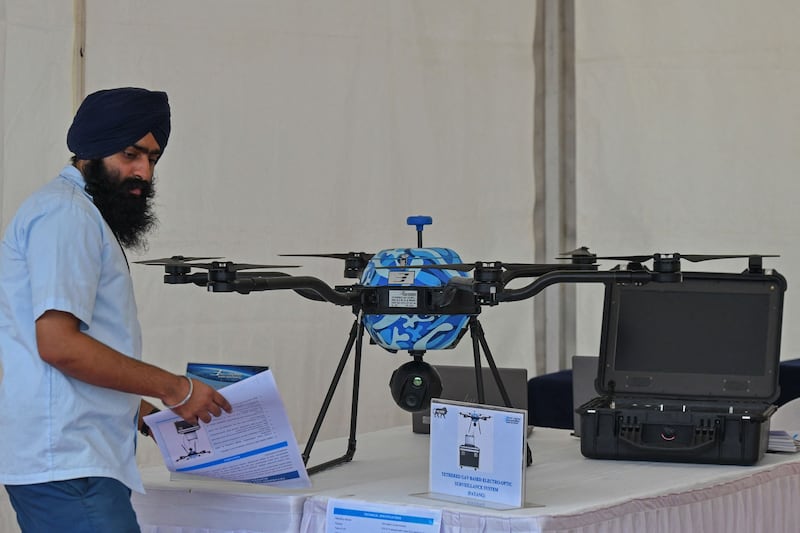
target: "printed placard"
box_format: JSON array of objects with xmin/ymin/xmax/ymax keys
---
[{"xmin": 427, "ymin": 399, "xmax": 526, "ymax": 508}]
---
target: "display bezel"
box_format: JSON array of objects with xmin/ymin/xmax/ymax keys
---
[{"xmin": 598, "ymin": 272, "xmax": 785, "ymax": 402}]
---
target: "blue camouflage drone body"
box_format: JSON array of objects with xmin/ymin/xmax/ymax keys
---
[{"xmin": 360, "ymin": 247, "xmax": 472, "ymax": 351}]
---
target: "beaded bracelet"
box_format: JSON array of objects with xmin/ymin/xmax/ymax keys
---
[{"xmin": 163, "ymin": 376, "xmax": 194, "ymax": 409}]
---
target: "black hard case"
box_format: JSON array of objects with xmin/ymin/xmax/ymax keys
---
[{"xmin": 578, "ymin": 270, "xmax": 787, "ymax": 466}]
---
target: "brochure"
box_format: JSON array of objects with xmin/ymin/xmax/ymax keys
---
[
  {"xmin": 143, "ymin": 368, "xmax": 311, "ymax": 488},
  {"xmin": 185, "ymin": 362, "xmax": 269, "ymax": 389}
]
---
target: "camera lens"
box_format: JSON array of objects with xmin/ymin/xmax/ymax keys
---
[{"xmin": 389, "ymin": 360, "xmax": 442, "ymax": 412}]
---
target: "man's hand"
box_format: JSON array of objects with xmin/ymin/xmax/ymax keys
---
[{"xmin": 162, "ymin": 376, "xmax": 232, "ymax": 425}]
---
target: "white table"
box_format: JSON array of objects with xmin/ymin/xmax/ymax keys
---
[{"xmin": 133, "ymin": 426, "xmax": 800, "ymax": 533}]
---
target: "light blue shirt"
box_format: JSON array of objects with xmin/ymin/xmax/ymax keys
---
[{"xmin": 0, "ymin": 165, "xmax": 144, "ymax": 493}]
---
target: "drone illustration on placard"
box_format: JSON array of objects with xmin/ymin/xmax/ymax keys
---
[
  {"xmin": 459, "ymin": 410, "xmax": 492, "ymax": 470},
  {"xmin": 137, "ymin": 215, "xmax": 778, "ymax": 474}
]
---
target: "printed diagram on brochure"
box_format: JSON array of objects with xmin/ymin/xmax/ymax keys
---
[{"xmin": 172, "ymin": 420, "xmax": 213, "ymax": 462}]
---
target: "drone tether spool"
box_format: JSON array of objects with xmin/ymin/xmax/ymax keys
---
[{"xmin": 137, "ymin": 218, "xmax": 779, "ymax": 475}]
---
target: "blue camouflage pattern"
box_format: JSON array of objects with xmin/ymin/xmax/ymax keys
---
[{"xmin": 360, "ymin": 248, "xmax": 471, "ymax": 351}]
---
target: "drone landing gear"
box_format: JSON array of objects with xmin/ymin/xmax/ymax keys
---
[
  {"xmin": 301, "ymin": 317, "xmax": 365, "ymax": 475},
  {"xmin": 468, "ymin": 317, "xmax": 512, "ymax": 407},
  {"xmin": 301, "ymin": 314, "xmax": 531, "ymax": 475},
  {"xmin": 468, "ymin": 317, "xmax": 533, "ymax": 467}
]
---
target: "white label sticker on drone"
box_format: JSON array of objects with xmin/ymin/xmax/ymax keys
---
[
  {"xmin": 389, "ymin": 290, "xmax": 418, "ymax": 308},
  {"xmin": 388, "ymin": 271, "xmax": 416, "ymax": 285}
]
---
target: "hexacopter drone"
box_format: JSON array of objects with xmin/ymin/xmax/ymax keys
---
[{"xmin": 138, "ymin": 215, "xmax": 776, "ymax": 473}]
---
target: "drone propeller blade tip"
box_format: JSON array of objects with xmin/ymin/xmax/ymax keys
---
[
  {"xmin": 279, "ymin": 252, "xmax": 374, "ymax": 261},
  {"xmin": 133, "ymin": 255, "xmax": 224, "ymax": 266},
  {"xmin": 558, "ymin": 246, "xmax": 592, "ymax": 255},
  {"xmin": 680, "ymin": 253, "xmax": 781, "ymax": 263}
]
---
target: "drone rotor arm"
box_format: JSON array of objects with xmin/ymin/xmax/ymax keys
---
[
  {"xmin": 438, "ymin": 276, "xmax": 477, "ymax": 301},
  {"xmin": 160, "ymin": 271, "xmax": 211, "ymax": 286},
  {"xmin": 498, "ymin": 269, "xmax": 656, "ymax": 303},
  {"xmin": 500, "ymin": 263, "xmax": 598, "ymax": 284},
  {"xmin": 234, "ymin": 271, "xmax": 328, "ymax": 301},
  {"xmin": 292, "ymin": 288, "xmax": 329, "ymax": 302},
  {"xmin": 446, "ymin": 276, "xmax": 476, "ymax": 289},
  {"xmin": 229, "ymin": 275, "xmax": 356, "ymax": 305},
  {"xmin": 190, "ymin": 273, "xmax": 211, "ymax": 287},
  {"xmin": 429, "ymin": 283, "xmax": 464, "ymax": 308}
]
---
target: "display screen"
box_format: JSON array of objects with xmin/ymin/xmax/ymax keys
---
[{"xmin": 610, "ymin": 283, "xmax": 772, "ymax": 376}]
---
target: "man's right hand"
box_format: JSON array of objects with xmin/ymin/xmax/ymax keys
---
[{"xmin": 165, "ymin": 377, "xmax": 233, "ymax": 425}]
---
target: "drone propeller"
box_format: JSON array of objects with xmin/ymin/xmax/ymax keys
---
[
  {"xmin": 378, "ymin": 261, "xmax": 597, "ymax": 287},
  {"xmin": 379, "ymin": 245, "xmax": 599, "ymax": 274},
  {"xmin": 134, "ymin": 255, "xmax": 223, "ymax": 266},
  {"xmin": 556, "ymin": 246, "xmax": 597, "ymax": 264},
  {"xmin": 586, "ymin": 253, "xmax": 779, "ymax": 264},
  {"xmin": 678, "ymin": 253, "xmax": 779, "ymax": 263},
  {"xmin": 280, "ymin": 252, "xmax": 375, "ymax": 279},
  {"xmin": 185, "ymin": 261, "xmax": 300, "ymax": 271},
  {"xmin": 383, "ymin": 262, "xmax": 474, "ymax": 272},
  {"xmin": 388, "ymin": 261, "xmax": 586, "ymax": 273},
  {"xmin": 280, "ymin": 252, "xmax": 374, "ymax": 261},
  {"xmin": 134, "ymin": 256, "xmax": 299, "ymax": 271}
]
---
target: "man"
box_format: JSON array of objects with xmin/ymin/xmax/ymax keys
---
[{"xmin": 0, "ymin": 87, "xmax": 232, "ymax": 532}]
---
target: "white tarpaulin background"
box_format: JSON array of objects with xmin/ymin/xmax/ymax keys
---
[
  {"xmin": 2, "ymin": 2, "xmax": 800, "ymax": 531},
  {"xmin": 574, "ymin": 1, "xmax": 800, "ymax": 356},
  {"xmin": 1, "ymin": 0, "xmax": 538, "ymax": 479}
]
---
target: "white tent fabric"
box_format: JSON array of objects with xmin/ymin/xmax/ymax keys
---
[
  {"xmin": 574, "ymin": 1, "xmax": 800, "ymax": 357},
  {"xmin": 0, "ymin": 2, "xmax": 75, "ymax": 223},
  {"xmin": 90, "ymin": 0, "xmax": 537, "ymax": 445},
  {"xmin": 3, "ymin": 1, "xmax": 800, "ymax": 531},
  {"xmin": 0, "ymin": 0, "xmax": 538, "ymax": 475}
]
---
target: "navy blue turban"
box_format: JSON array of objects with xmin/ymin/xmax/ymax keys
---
[{"xmin": 67, "ymin": 87, "xmax": 171, "ymax": 160}]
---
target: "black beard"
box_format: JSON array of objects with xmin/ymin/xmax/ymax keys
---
[{"xmin": 82, "ymin": 159, "xmax": 158, "ymax": 251}]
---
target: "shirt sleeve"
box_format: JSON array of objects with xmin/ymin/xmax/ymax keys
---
[{"xmin": 24, "ymin": 200, "xmax": 105, "ymax": 328}]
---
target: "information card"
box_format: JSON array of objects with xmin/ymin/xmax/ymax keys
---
[
  {"xmin": 325, "ymin": 498, "xmax": 441, "ymax": 533},
  {"xmin": 427, "ymin": 399, "xmax": 527, "ymax": 508}
]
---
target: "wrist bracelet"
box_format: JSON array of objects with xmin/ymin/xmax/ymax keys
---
[{"xmin": 163, "ymin": 376, "xmax": 194, "ymax": 409}]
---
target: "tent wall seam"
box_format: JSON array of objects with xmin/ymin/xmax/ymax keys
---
[{"xmin": 72, "ymin": 0, "xmax": 86, "ymax": 113}]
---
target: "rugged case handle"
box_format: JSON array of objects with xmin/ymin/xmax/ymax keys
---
[{"xmin": 618, "ymin": 435, "xmax": 717, "ymax": 454}]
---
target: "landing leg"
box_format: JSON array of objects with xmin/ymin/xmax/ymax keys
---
[
  {"xmin": 468, "ymin": 316, "xmax": 533, "ymax": 466},
  {"xmin": 302, "ymin": 316, "xmax": 365, "ymax": 474}
]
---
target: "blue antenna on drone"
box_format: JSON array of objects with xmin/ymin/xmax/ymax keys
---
[{"xmin": 407, "ymin": 215, "xmax": 433, "ymax": 247}]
